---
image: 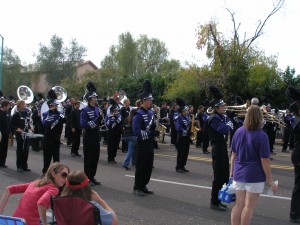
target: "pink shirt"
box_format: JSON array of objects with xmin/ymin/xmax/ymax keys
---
[{"xmin": 8, "ymin": 181, "xmax": 59, "ymax": 225}]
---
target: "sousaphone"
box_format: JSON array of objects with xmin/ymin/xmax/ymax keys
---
[
  {"xmin": 40, "ymin": 86, "xmax": 67, "ymax": 120},
  {"xmin": 11, "ymin": 85, "xmax": 34, "ymax": 116}
]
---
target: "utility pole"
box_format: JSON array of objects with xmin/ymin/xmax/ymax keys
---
[{"xmin": 0, "ymin": 34, "xmax": 3, "ymax": 90}]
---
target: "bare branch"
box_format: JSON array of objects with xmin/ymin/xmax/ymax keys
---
[{"xmin": 245, "ymin": 0, "xmax": 285, "ymax": 49}]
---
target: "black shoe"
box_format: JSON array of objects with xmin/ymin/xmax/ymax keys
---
[
  {"xmin": 71, "ymin": 153, "xmax": 76, "ymax": 157},
  {"xmin": 17, "ymin": 168, "xmax": 24, "ymax": 173},
  {"xmin": 133, "ymin": 189, "xmax": 146, "ymax": 196},
  {"xmin": 90, "ymin": 178, "xmax": 101, "ymax": 185},
  {"xmin": 203, "ymin": 151, "xmax": 210, "ymax": 154},
  {"xmin": 0, "ymin": 165, "xmax": 8, "ymax": 168},
  {"xmin": 176, "ymin": 169, "xmax": 185, "ymax": 173},
  {"xmin": 290, "ymin": 218, "xmax": 300, "ymax": 224},
  {"xmin": 142, "ymin": 187, "xmax": 154, "ymax": 194},
  {"xmin": 210, "ymin": 204, "xmax": 226, "ymax": 211},
  {"xmin": 123, "ymin": 166, "xmax": 130, "ymax": 170},
  {"xmin": 75, "ymin": 153, "xmax": 82, "ymax": 157},
  {"xmin": 23, "ymin": 168, "xmax": 31, "ymax": 172},
  {"xmin": 108, "ymin": 161, "xmax": 117, "ymax": 164},
  {"xmin": 183, "ymin": 167, "xmax": 190, "ymax": 172}
]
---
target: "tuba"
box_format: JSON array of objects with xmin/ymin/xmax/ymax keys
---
[
  {"xmin": 190, "ymin": 114, "xmax": 199, "ymax": 141},
  {"xmin": 11, "ymin": 85, "xmax": 34, "ymax": 116},
  {"xmin": 40, "ymin": 86, "xmax": 67, "ymax": 120},
  {"xmin": 155, "ymin": 106, "xmax": 167, "ymax": 143}
]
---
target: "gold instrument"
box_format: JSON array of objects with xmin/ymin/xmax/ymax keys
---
[
  {"xmin": 190, "ymin": 114, "xmax": 199, "ymax": 141},
  {"xmin": 155, "ymin": 106, "xmax": 167, "ymax": 143}
]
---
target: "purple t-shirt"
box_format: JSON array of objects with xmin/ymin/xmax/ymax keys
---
[{"xmin": 231, "ymin": 126, "xmax": 270, "ymax": 183}]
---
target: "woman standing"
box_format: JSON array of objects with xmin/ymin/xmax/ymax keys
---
[
  {"xmin": 0, "ymin": 162, "xmax": 70, "ymax": 225},
  {"xmin": 230, "ymin": 105, "xmax": 278, "ymax": 225},
  {"xmin": 122, "ymin": 108, "xmax": 137, "ymax": 170},
  {"xmin": 10, "ymin": 100, "xmax": 32, "ymax": 172}
]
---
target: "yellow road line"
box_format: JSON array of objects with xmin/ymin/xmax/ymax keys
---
[{"xmin": 154, "ymin": 153, "xmax": 294, "ymax": 170}]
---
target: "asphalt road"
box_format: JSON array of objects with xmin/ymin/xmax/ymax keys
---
[{"xmin": 0, "ymin": 135, "xmax": 295, "ymax": 225}]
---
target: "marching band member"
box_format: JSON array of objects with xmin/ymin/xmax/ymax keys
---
[
  {"xmin": 175, "ymin": 98, "xmax": 191, "ymax": 173},
  {"xmin": 70, "ymin": 100, "xmax": 82, "ymax": 157},
  {"xmin": 80, "ymin": 81, "xmax": 102, "ymax": 186},
  {"xmin": 132, "ymin": 80, "xmax": 158, "ymax": 196},
  {"xmin": 120, "ymin": 98, "xmax": 131, "ymax": 153},
  {"xmin": 105, "ymin": 100, "xmax": 122, "ymax": 164},
  {"xmin": 286, "ymin": 86, "xmax": 300, "ymax": 223},
  {"xmin": 169, "ymin": 102, "xmax": 178, "ymax": 148},
  {"xmin": 207, "ymin": 86, "xmax": 233, "ymax": 211},
  {"xmin": 10, "ymin": 100, "xmax": 32, "ymax": 172},
  {"xmin": 42, "ymin": 90, "xmax": 67, "ymax": 174},
  {"xmin": 0, "ymin": 100, "xmax": 11, "ymax": 168}
]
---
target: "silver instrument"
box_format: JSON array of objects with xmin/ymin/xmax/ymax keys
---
[
  {"xmin": 40, "ymin": 86, "xmax": 67, "ymax": 120},
  {"xmin": 11, "ymin": 85, "xmax": 34, "ymax": 116}
]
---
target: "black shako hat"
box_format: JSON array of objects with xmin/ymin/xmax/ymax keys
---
[
  {"xmin": 176, "ymin": 98, "xmax": 189, "ymax": 113},
  {"xmin": 47, "ymin": 89, "xmax": 59, "ymax": 107},
  {"xmin": 84, "ymin": 81, "xmax": 98, "ymax": 100},
  {"xmin": 139, "ymin": 80, "xmax": 153, "ymax": 101},
  {"xmin": 208, "ymin": 86, "xmax": 226, "ymax": 107}
]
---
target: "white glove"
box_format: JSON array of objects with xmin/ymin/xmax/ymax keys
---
[
  {"xmin": 59, "ymin": 114, "xmax": 65, "ymax": 119},
  {"xmin": 226, "ymin": 120, "xmax": 234, "ymax": 130}
]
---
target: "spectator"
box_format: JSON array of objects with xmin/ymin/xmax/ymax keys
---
[
  {"xmin": 0, "ymin": 162, "xmax": 70, "ymax": 225},
  {"xmin": 230, "ymin": 105, "xmax": 278, "ymax": 225},
  {"xmin": 60, "ymin": 170, "xmax": 118, "ymax": 225},
  {"xmin": 122, "ymin": 108, "xmax": 137, "ymax": 170}
]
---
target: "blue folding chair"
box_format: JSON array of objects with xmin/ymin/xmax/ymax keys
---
[{"xmin": 0, "ymin": 215, "xmax": 26, "ymax": 225}]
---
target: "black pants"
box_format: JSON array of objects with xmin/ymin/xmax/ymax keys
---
[
  {"xmin": 134, "ymin": 139, "xmax": 154, "ymax": 190},
  {"xmin": 0, "ymin": 133, "xmax": 9, "ymax": 166},
  {"xmin": 211, "ymin": 147, "xmax": 229, "ymax": 205},
  {"xmin": 65, "ymin": 121, "xmax": 72, "ymax": 145},
  {"xmin": 196, "ymin": 130, "xmax": 203, "ymax": 146},
  {"xmin": 176, "ymin": 136, "xmax": 190, "ymax": 170},
  {"xmin": 71, "ymin": 129, "xmax": 82, "ymax": 154},
  {"xmin": 83, "ymin": 131, "xmax": 100, "ymax": 180},
  {"xmin": 30, "ymin": 137, "xmax": 43, "ymax": 152},
  {"xmin": 282, "ymin": 127, "xmax": 294, "ymax": 151},
  {"xmin": 42, "ymin": 137, "xmax": 60, "ymax": 174},
  {"xmin": 107, "ymin": 129, "xmax": 119, "ymax": 162},
  {"xmin": 170, "ymin": 123, "xmax": 177, "ymax": 145},
  {"xmin": 15, "ymin": 134, "xmax": 30, "ymax": 170},
  {"xmin": 290, "ymin": 150, "xmax": 300, "ymax": 220},
  {"xmin": 202, "ymin": 130, "xmax": 210, "ymax": 151},
  {"xmin": 266, "ymin": 129, "xmax": 276, "ymax": 151}
]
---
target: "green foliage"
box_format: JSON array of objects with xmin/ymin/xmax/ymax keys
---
[
  {"xmin": 100, "ymin": 32, "xmax": 169, "ymax": 79},
  {"xmin": 61, "ymin": 68, "xmax": 120, "ymax": 100},
  {"xmin": 35, "ymin": 35, "xmax": 87, "ymax": 86},
  {"xmin": 2, "ymin": 47, "xmax": 31, "ymax": 97}
]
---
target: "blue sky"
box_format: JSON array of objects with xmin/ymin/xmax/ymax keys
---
[{"xmin": 1, "ymin": 0, "xmax": 299, "ymax": 72}]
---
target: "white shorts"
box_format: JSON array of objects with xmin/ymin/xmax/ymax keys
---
[{"xmin": 232, "ymin": 180, "xmax": 265, "ymax": 194}]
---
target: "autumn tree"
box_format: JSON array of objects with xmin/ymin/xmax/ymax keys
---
[{"xmin": 196, "ymin": 0, "xmax": 285, "ymax": 99}]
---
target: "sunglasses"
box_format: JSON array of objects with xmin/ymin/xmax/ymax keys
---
[{"xmin": 57, "ymin": 171, "xmax": 68, "ymax": 179}]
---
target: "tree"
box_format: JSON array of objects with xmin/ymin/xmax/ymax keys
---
[
  {"xmin": 100, "ymin": 32, "xmax": 169, "ymax": 80},
  {"xmin": 196, "ymin": 0, "xmax": 285, "ymax": 98},
  {"xmin": 2, "ymin": 47, "xmax": 30, "ymax": 97},
  {"xmin": 35, "ymin": 35, "xmax": 87, "ymax": 86}
]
